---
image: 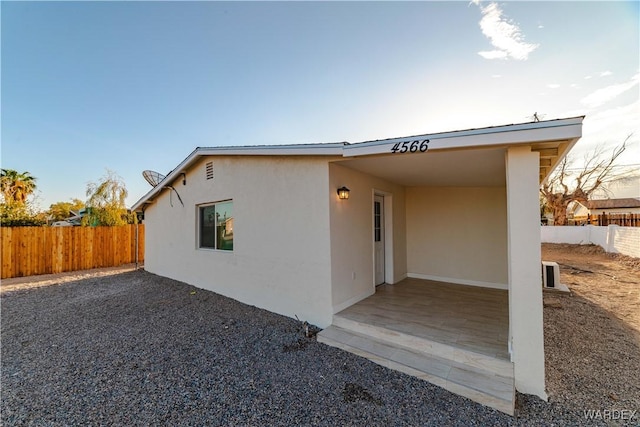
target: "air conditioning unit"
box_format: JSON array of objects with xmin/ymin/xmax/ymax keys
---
[{"xmin": 542, "ymin": 261, "xmax": 560, "ymax": 288}]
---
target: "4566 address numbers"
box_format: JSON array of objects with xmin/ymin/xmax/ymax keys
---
[{"xmin": 390, "ymin": 139, "xmax": 429, "ymax": 154}]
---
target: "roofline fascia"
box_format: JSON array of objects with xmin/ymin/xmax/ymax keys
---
[
  {"xmin": 196, "ymin": 143, "xmax": 346, "ymax": 156},
  {"xmin": 343, "ymin": 116, "xmax": 585, "ymax": 157},
  {"xmin": 131, "ymin": 117, "xmax": 585, "ymax": 211}
]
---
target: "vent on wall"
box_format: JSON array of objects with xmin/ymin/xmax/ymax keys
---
[{"xmin": 205, "ymin": 162, "xmax": 213, "ymax": 180}]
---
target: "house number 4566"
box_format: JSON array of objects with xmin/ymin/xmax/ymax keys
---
[{"xmin": 390, "ymin": 139, "xmax": 429, "ymax": 154}]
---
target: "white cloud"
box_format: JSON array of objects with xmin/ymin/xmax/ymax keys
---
[
  {"xmin": 571, "ymin": 100, "xmax": 639, "ymax": 167},
  {"xmin": 581, "ymin": 73, "xmax": 639, "ymax": 108},
  {"xmin": 586, "ymin": 100, "xmax": 639, "ymax": 136},
  {"xmin": 585, "ymin": 75, "xmax": 592, "ymax": 80},
  {"xmin": 492, "ymin": 74, "xmax": 502, "ymax": 78},
  {"xmin": 547, "ymin": 84, "xmax": 560, "ymax": 89},
  {"xmin": 570, "ymin": 83, "xmax": 579, "ymax": 88},
  {"xmin": 599, "ymin": 70, "xmax": 613, "ymax": 77},
  {"xmin": 475, "ymin": 2, "xmax": 539, "ymax": 60},
  {"xmin": 479, "ymin": 50, "xmax": 508, "ymax": 60}
]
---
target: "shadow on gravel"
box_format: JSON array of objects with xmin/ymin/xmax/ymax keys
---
[
  {"xmin": 343, "ymin": 383, "xmax": 382, "ymax": 405},
  {"xmin": 282, "ymin": 337, "xmax": 313, "ymax": 353}
]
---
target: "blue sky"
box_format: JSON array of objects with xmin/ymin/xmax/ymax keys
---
[{"xmin": 2, "ymin": 1, "xmax": 638, "ymax": 209}]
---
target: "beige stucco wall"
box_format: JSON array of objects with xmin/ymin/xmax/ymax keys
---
[
  {"xmin": 328, "ymin": 163, "xmax": 407, "ymax": 312},
  {"xmin": 144, "ymin": 156, "xmax": 335, "ymax": 327},
  {"xmin": 405, "ymin": 187, "xmax": 508, "ymax": 289},
  {"xmin": 505, "ymin": 146, "xmax": 546, "ymax": 399}
]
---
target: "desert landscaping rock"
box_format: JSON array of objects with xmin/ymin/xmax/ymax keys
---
[{"xmin": 2, "ymin": 244, "xmax": 639, "ymax": 426}]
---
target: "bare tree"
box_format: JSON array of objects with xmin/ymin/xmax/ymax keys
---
[{"xmin": 540, "ymin": 136, "xmax": 633, "ymax": 225}]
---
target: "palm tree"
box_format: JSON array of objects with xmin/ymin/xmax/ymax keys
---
[{"xmin": 0, "ymin": 169, "xmax": 37, "ymax": 205}]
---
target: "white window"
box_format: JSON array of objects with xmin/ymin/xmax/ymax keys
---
[{"xmin": 198, "ymin": 201, "xmax": 233, "ymax": 251}]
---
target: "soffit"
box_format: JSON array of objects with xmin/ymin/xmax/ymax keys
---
[
  {"xmin": 335, "ymin": 147, "xmax": 508, "ymax": 187},
  {"xmin": 532, "ymin": 140, "xmax": 573, "ymax": 183}
]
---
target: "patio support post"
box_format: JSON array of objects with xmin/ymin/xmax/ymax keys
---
[{"xmin": 505, "ymin": 146, "xmax": 547, "ymax": 400}]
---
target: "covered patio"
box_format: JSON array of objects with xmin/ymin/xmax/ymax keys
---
[
  {"xmin": 323, "ymin": 117, "xmax": 584, "ymax": 415},
  {"xmin": 318, "ymin": 278, "xmax": 514, "ymax": 414}
]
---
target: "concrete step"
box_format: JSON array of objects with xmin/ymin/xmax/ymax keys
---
[
  {"xmin": 332, "ymin": 314, "xmax": 513, "ymax": 378},
  {"xmin": 317, "ymin": 324, "xmax": 515, "ymax": 415}
]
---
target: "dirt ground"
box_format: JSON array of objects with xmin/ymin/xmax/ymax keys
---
[
  {"xmin": 540, "ymin": 243, "xmax": 640, "ymax": 421},
  {"xmin": 542, "ymin": 243, "xmax": 640, "ymax": 333},
  {"xmin": 0, "ymin": 264, "xmax": 140, "ymax": 294}
]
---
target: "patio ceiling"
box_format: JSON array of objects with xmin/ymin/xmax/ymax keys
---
[{"xmin": 335, "ymin": 147, "xmax": 508, "ymax": 187}]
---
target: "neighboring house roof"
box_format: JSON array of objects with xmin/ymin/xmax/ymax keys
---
[
  {"xmin": 132, "ymin": 116, "xmax": 584, "ymax": 211},
  {"xmin": 62, "ymin": 209, "xmax": 86, "ymax": 225},
  {"xmin": 587, "ymin": 198, "xmax": 640, "ymax": 210}
]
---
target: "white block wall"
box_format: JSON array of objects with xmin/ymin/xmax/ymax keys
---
[{"xmin": 541, "ymin": 225, "xmax": 640, "ymax": 258}]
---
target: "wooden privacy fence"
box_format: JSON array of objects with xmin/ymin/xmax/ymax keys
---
[
  {"xmin": 587, "ymin": 213, "xmax": 640, "ymax": 227},
  {"xmin": 1, "ymin": 225, "xmax": 144, "ymax": 279}
]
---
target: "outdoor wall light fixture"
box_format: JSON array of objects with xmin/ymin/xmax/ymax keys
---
[{"xmin": 337, "ymin": 186, "xmax": 350, "ymax": 200}]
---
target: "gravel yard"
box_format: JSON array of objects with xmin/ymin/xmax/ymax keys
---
[{"xmin": 2, "ymin": 244, "xmax": 639, "ymax": 426}]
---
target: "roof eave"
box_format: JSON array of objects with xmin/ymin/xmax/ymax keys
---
[
  {"xmin": 343, "ymin": 116, "xmax": 584, "ymax": 157},
  {"xmin": 131, "ymin": 117, "xmax": 585, "ymax": 211},
  {"xmin": 131, "ymin": 144, "xmax": 346, "ymax": 211},
  {"xmin": 538, "ymin": 135, "xmax": 582, "ymax": 185}
]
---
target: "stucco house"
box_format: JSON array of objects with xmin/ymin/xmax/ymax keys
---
[
  {"xmin": 132, "ymin": 116, "xmax": 584, "ymax": 415},
  {"xmin": 585, "ymin": 197, "xmax": 640, "ymax": 215},
  {"xmin": 568, "ymin": 197, "xmax": 640, "ymax": 224}
]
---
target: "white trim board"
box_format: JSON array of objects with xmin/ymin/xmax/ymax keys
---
[
  {"xmin": 391, "ymin": 272, "xmax": 409, "ymax": 285},
  {"xmin": 372, "ymin": 189, "xmax": 395, "ymax": 287},
  {"xmin": 332, "ymin": 289, "xmax": 375, "ymax": 314},
  {"xmin": 343, "ymin": 117, "xmax": 583, "ymax": 157},
  {"xmin": 407, "ymin": 273, "xmax": 508, "ymax": 290}
]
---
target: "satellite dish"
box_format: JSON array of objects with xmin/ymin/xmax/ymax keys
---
[{"xmin": 142, "ymin": 170, "xmax": 166, "ymax": 187}]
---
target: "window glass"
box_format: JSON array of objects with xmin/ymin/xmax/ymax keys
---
[
  {"xmin": 200, "ymin": 205, "xmax": 216, "ymax": 249},
  {"xmin": 199, "ymin": 201, "xmax": 233, "ymax": 251},
  {"xmin": 215, "ymin": 201, "xmax": 234, "ymax": 250},
  {"xmin": 374, "ymin": 201, "xmax": 381, "ymax": 242}
]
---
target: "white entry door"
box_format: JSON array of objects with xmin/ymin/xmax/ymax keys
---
[{"xmin": 374, "ymin": 195, "xmax": 385, "ymax": 285}]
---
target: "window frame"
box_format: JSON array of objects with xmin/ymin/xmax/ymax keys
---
[{"xmin": 197, "ymin": 200, "xmax": 234, "ymax": 252}]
